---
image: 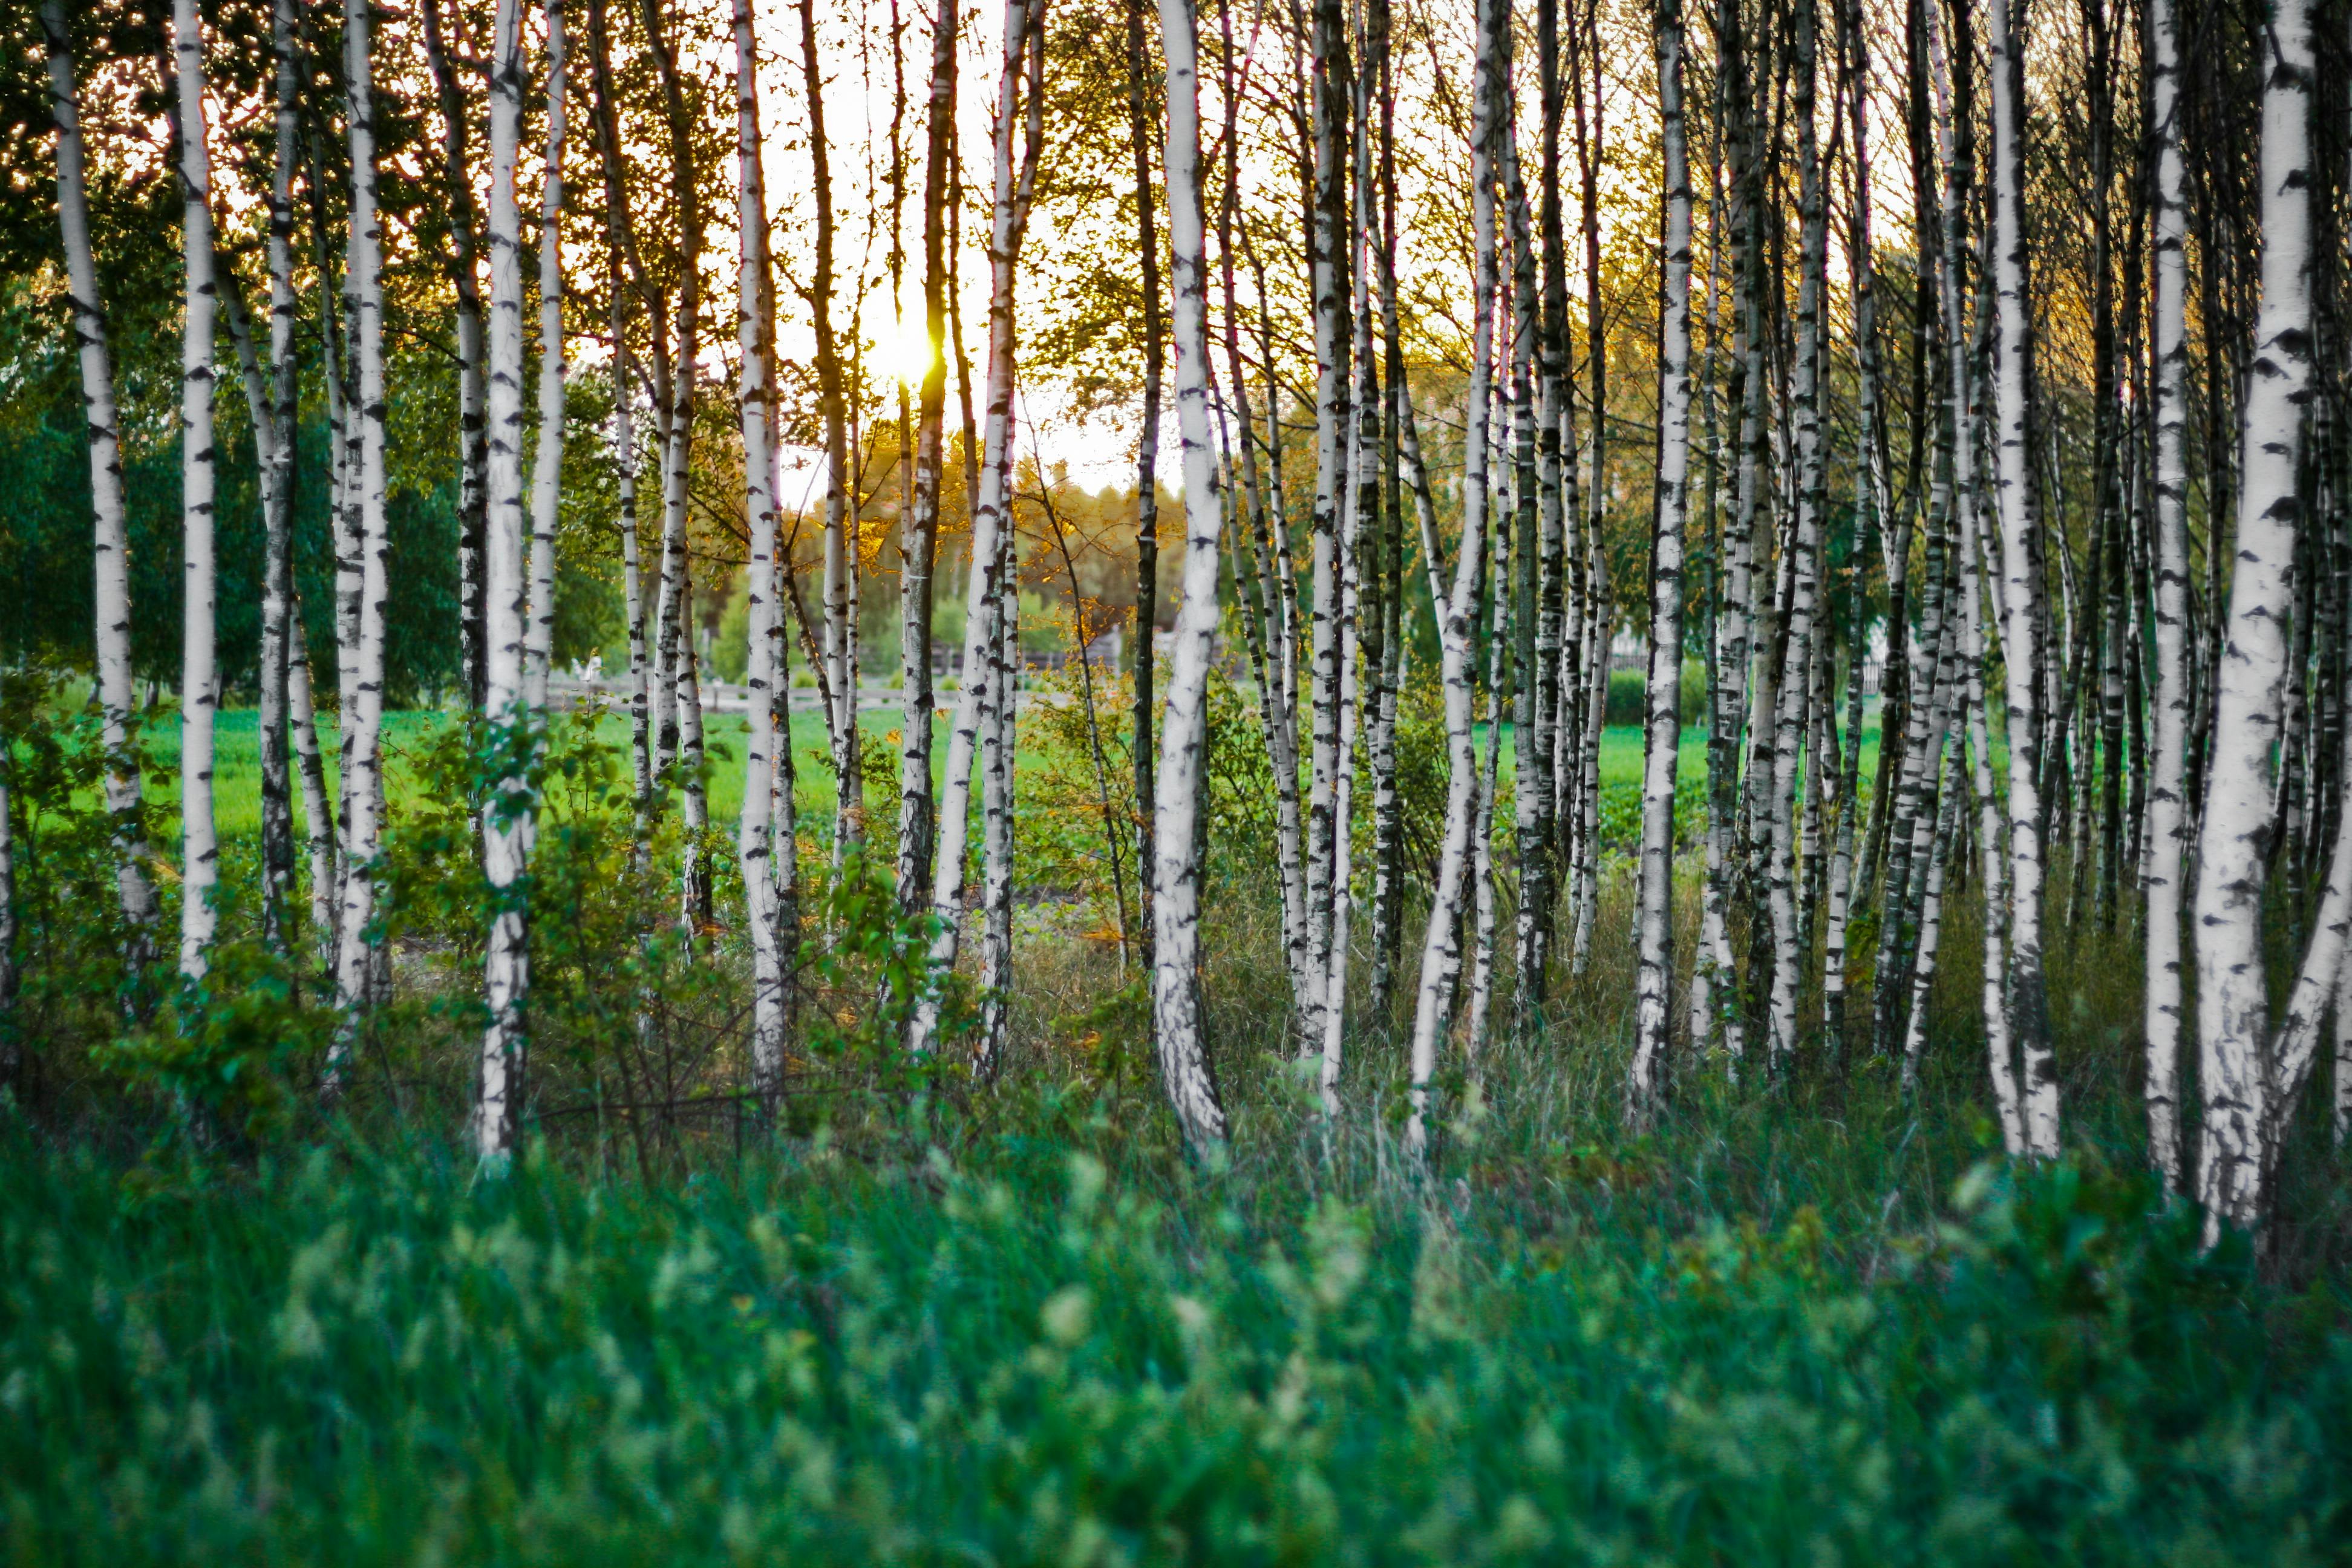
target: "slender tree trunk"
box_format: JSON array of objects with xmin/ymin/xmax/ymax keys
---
[
  {"xmin": 1983, "ymin": 0, "xmax": 2057, "ymax": 1154},
  {"xmin": 1696, "ymin": 0, "xmax": 1756, "ymax": 1066},
  {"xmin": 42, "ymin": 2, "xmax": 160, "ymax": 981},
  {"xmin": 641, "ymin": 0, "xmax": 707, "ymax": 927},
  {"xmin": 1128, "ymin": 0, "xmax": 1165, "ymax": 986},
  {"xmin": 1502, "ymin": 120, "xmax": 1547, "ymax": 1036},
  {"xmin": 733, "ymin": 0, "xmax": 788, "ymax": 1109},
  {"xmin": 2193, "ymin": 0, "xmax": 2315, "ymax": 1234},
  {"xmin": 248, "ymin": 0, "xmax": 300, "ymax": 958},
  {"xmin": 587, "ymin": 0, "xmax": 653, "ymax": 818},
  {"xmin": 981, "ymin": 18, "xmax": 1044, "ymax": 1073},
  {"xmin": 1898, "ymin": 732, "xmax": 1963, "ymax": 1089},
  {"xmin": 524, "ymin": 0, "xmax": 567, "ymax": 713},
  {"xmin": 475, "ymin": 0, "xmax": 537, "ymax": 1161},
  {"xmin": 800, "ymin": 0, "xmax": 861, "ymax": 866},
  {"xmin": 423, "ymin": 0, "xmax": 491, "ymax": 712},
  {"xmin": 1299, "ymin": 0, "xmax": 1354, "ymax": 1056},
  {"xmin": 1630, "ymin": 0, "xmax": 1693, "ymax": 1119},
  {"xmin": 1821, "ymin": 0, "xmax": 1878, "ymax": 1053},
  {"xmin": 169, "ymin": 0, "xmax": 220, "ymax": 981},
  {"xmin": 909, "ymin": 0, "xmax": 1045, "ymax": 1060},
  {"xmin": 289, "ymin": 611, "xmax": 336, "ymax": 965},
  {"xmin": 1568, "ymin": 0, "xmax": 1609, "ymax": 977},
  {"xmin": 1408, "ymin": 0, "xmax": 1503, "ymax": 1160},
  {"xmin": 2143, "ymin": 0, "xmax": 2192, "ymax": 1192},
  {"xmin": 1147, "ymin": 0, "xmax": 1231, "ymax": 1151},
  {"xmin": 329, "ymin": 0, "xmax": 392, "ymax": 1065},
  {"xmin": 1763, "ymin": 0, "xmax": 1827, "ymax": 1067},
  {"xmin": 898, "ymin": 1, "xmax": 959, "ymax": 915}
]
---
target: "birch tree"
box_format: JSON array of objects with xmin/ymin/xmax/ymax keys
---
[
  {"xmin": 800, "ymin": 0, "xmax": 862, "ymax": 864},
  {"xmin": 525, "ymin": 0, "xmax": 569, "ymax": 712},
  {"xmin": 899, "ymin": 1, "xmax": 960, "ymax": 911},
  {"xmin": 1408, "ymin": 0, "xmax": 1504, "ymax": 1160},
  {"xmin": 169, "ymin": 0, "xmax": 221, "ymax": 983},
  {"xmin": 1628, "ymin": 0, "xmax": 1693, "ymax": 1119},
  {"xmin": 422, "ymin": 0, "xmax": 491, "ymax": 711},
  {"xmin": 1147, "ymin": 0, "xmax": 1230, "ymax": 1151},
  {"xmin": 42, "ymin": 1, "xmax": 160, "ymax": 975},
  {"xmin": 475, "ymin": 0, "xmax": 536, "ymax": 1161},
  {"xmin": 1982, "ymin": 0, "xmax": 2059, "ymax": 1154},
  {"xmin": 2143, "ymin": 0, "xmax": 2192, "ymax": 1191},
  {"xmin": 909, "ymin": 0, "xmax": 1045, "ymax": 1061},
  {"xmin": 734, "ymin": 0, "xmax": 789, "ymax": 1107},
  {"xmin": 2193, "ymin": 0, "xmax": 2317, "ymax": 1233},
  {"xmin": 330, "ymin": 0, "xmax": 393, "ymax": 1060}
]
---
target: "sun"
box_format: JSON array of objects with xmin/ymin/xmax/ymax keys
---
[{"xmin": 886, "ymin": 314, "xmax": 938, "ymax": 388}]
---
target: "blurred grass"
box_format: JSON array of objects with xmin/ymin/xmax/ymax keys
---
[{"xmin": 0, "ymin": 1037, "xmax": 2342, "ymax": 1566}]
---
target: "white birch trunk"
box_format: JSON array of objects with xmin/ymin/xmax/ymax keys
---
[
  {"xmin": 253, "ymin": 0, "xmax": 300, "ymax": 955},
  {"xmin": 171, "ymin": 0, "xmax": 220, "ymax": 981},
  {"xmin": 1765, "ymin": 0, "xmax": 1827, "ymax": 1068},
  {"xmin": 980, "ymin": 17, "xmax": 1044, "ymax": 1068},
  {"xmin": 41, "ymin": 0, "xmax": 160, "ymax": 969},
  {"xmin": 1897, "ymin": 735, "xmax": 1961, "ymax": 1092},
  {"xmin": 613, "ymin": 291, "xmax": 652, "ymax": 818},
  {"xmin": 524, "ymin": 0, "xmax": 568, "ymax": 713},
  {"xmin": 1984, "ymin": 0, "xmax": 2057, "ymax": 1152},
  {"xmin": 2194, "ymin": 0, "xmax": 2316, "ymax": 1232},
  {"xmin": 327, "ymin": 0, "xmax": 393, "ymax": 1069},
  {"xmin": 2143, "ymin": 0, "xmax": 2192, "ymax": 1191},
  {"xmin": 908, "ymin": 0, "xmax": 1042, "ymax": 1059},
  {"xmin": 289, "ymin": 611, "xmax": 337, "ymax": 965},
  {"xmin": 1317, "ymin": 419, "xmax": 1363, "ymax": 1112},
  {"xmin": 1407, "ymin": 0, "xmax": 1503, "ymax": 1161},
  {"xmin": 979, "ymin": 508, "xmax": 1020, "ymax": 1065},
  {"xmin": 1299, "ymin": 0, "xmax": 1353, "ymax": 1056},
  {"xmin": 475, "ymin": 0, "xmax": 536, "ymax": 1161},
  {"xmin": 1145, "ymin": 0, "xmax": 1230, "ymax": 1151},
  {"xmin": 733, "ymin": 0, "xmax": 788, "ymax": 1106},
  {"xmin": 1629, "ymin": 0, "xmax": 1692, "ymax": 1117}
]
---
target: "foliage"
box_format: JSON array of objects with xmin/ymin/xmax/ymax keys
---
[{"xmin": 0, "ymin": 1094, "xmax": 2344, "ymax": 1564}]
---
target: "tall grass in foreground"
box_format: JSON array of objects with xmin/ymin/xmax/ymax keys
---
[{"xmin": 3, "ymin": 1022, "xmax": 2349, "ymax": 1565}]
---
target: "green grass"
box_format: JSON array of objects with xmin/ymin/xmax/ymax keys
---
[
  {"xmin": 1, "ymin": 1056, "xmax": 2344, "ymax": 1566},
  {"xmin": 129, "ymin": 700, "xmax": 1884, "ymax": 841}
]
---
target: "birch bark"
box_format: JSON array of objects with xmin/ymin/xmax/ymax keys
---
[
  {"xmin": 41, "ymin": 1, "xmax": 159, "ymax": 972},
  {"xmin": 330, "ymin": 0, "xmax": 392, "ymax": 1058},
  {"xmin": 1984, "ymin": 0, "xmax": 2058, "ymax": 1152},
  {"xmin": 1148, "ymin": 0, "xmax": 1231, "ymax": 1151},
  {"xmin": 2193, "ymin": 0, "xmax": 2316, "ymax": 1232},
  {"xmin": 252, "ymin": 0, "xmax": 300, "ymax": 956},
  {"xmin": 797, "ymin": 0, "xmax": 861, "ymax": 864},
  {"xmin": 171, "ymin": 0, "xmax": 219, "ymax": 981},
  {"xmin": 422, "ymin": 0, "xmax": 490, "ymax": 711},
  {"xmin": 908, "ymin": 0, "xmax": 1045, "ymax": 1060},
  {"xmin": 524, "ymin": 0, "xmax": 568, "ymax": 713},
  {"xmin": 1407, "ymin": 0, "xmax": 1503, "ymax": 1160},
  {"xmin": 2143, "ymin": 0, "xmax": 2192, "ymax": 1191},
  {"xmin": 1629, "ymin": 0, "xmax": 1692, "ymax": 1119},
  {"xmin": 475, "ymin": 0, "xmax": 535, "ymax": 1161},
  {"xmin": 898, "ymin": 1, "xmax": 959, "ymax": 912},
  {"xmin": 734, "ymin": 0, "xmax": 788, "ymax": 1108}
]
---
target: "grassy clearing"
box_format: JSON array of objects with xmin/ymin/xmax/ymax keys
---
[{"xmin": 11, "ymin": 690, "xmax": 2335, "ymax": 1565}]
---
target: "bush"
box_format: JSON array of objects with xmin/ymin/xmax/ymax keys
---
[{"xmin": 1603, "ymin": 658, "xmax": 1710, "ymax": 728}]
